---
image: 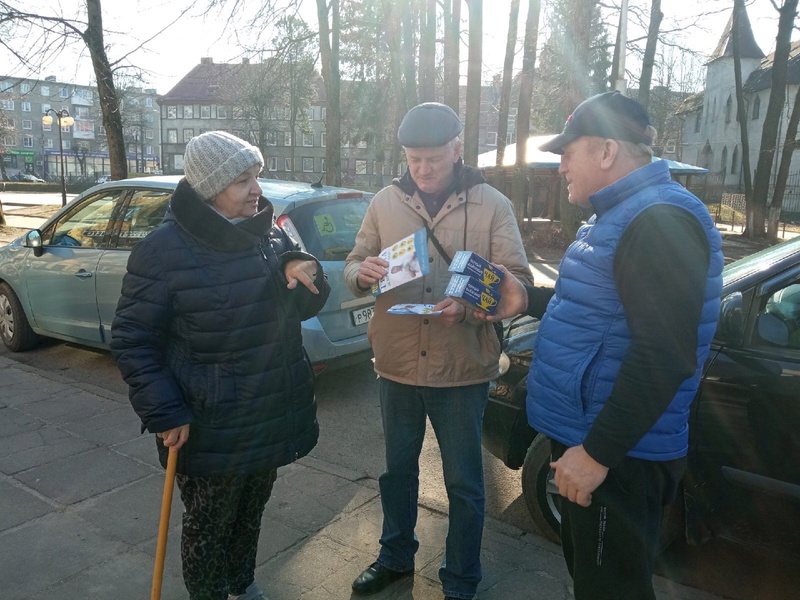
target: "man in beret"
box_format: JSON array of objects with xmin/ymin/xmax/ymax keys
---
[
  {"xmin": 344, "ymin": 102, "xmax": 532, "ymax": 599},
  {"xmin": 475, "ymin": 91, "xmax": 724, "ymax": 599}
]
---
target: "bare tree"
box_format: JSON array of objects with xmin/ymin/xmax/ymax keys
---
[
  {"xmin": 512, "ymin": 0, "xmax": 542, "ymax": 219},
  {"xmin": 496, "ymin": 0, "xmax": 521, "ymax": 171},
  {"xmin": 464, "ymin": 0, "xmax": 483, "ymax": 166},
  {"xmin": 316, "ymin": 0, "xmax": 342, "ymax": 186},
  {"xmin": 749, "ymin": 0, "xmax": 798, "ymax": 239},
  {"xmin": 732, "ymin": 0, "xmax": 754, "ymax": 220},
  {"xmin": 637, "ymin": 0, "xmax": 663, "ymax": 110},
  {"xmin": 419, "ymin": 0, "xmax": 436, "ymax": 102},
  {"xmin": 443, "ymin": 0, "xmax": 461, "ymax": 112},
  {"xmin": 770, "ymin": 80, "xmax": 800, "ymax": 240}
]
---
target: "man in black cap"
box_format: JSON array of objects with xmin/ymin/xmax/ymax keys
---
[
  {"xmin": 476, "ymin": 91, "xmax": 725, "ymax": 599},
  {"xmin": 344, "ymin": 103, "xmax": 532, "ymax": 600}
]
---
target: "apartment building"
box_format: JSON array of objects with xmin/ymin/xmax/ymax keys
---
[{"xmin": 0, "ymin": 75, "xmax": 160, "ymax": 180}]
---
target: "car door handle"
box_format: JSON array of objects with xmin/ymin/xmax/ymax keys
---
[{"xmin": 74, "ymin": 270, "xmax": 93, "ymax": 279}]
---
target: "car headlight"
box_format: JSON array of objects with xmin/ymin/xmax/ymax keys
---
[{"xmin": 498, "ymin": 351, "xmax": 511, "ymax": 376}]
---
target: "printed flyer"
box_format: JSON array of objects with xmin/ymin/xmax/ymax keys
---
[
  {"xmin": 386, "ymin": 304, "xmax": 443, "ymax": 315},
  {"xmin": 371, "ymin": 228, "xmax": 430, "ymax": 296}
]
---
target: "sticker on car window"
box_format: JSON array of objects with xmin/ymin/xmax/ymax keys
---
[{"xmin": 314, "ymin": 214, "xmax": 337, "ymax": 236}]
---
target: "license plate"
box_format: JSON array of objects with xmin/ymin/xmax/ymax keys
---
[{"xmin": 351, "ymin": 305, "xmax": 374, "ymax": 326}]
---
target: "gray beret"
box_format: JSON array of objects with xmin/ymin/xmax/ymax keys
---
[
  {"xmin": 184, "ymin": 131, "xmax": 264, "ymax": 201},
  {"xmin": 397, "ymin": 102, "xmax": 463, "ymax": 148}
]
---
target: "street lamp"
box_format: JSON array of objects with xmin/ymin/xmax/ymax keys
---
[{"xmin": 42, "ymin": 108, "xmax": 75, "ymax": 206}]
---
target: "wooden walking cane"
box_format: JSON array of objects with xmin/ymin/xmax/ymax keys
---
[{"xmin": 151, "ymin": 446, "xmax": 178, "ymax": 600}]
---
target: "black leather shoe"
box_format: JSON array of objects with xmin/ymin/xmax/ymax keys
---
[{"xmin": 352, "ymin": 562, "xmax": 413, "ymax": 595}]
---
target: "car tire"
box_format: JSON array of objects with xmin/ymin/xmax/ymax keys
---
[
  {"xmin": 521, "ymin": 434, "xmax": 562, "ymax": 544},
  {"xmin": 0, "ymin": 283, "xmax": 39, "ymax": 352}
]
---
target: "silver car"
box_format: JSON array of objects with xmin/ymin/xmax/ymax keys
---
[{"xmin": 0, "ymin": 176, "xmax": 375, "ymax": 375}]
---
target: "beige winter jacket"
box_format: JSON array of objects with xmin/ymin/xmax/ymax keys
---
[{"xmin": 344, "ymin": 180, "xmax": 533, "ymax": 387}]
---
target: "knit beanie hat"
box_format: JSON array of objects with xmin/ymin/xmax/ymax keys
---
[{"xmin": 184, "ymin": 131, "xmax": 264, "ymax": 201}]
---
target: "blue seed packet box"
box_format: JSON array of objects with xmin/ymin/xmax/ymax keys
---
[
  {"xmin": 445, "ymin": 273, "xmax": 501, "ymax": 315},
  {"xmin": 448, "ymin": 251, "xmax": 503, "ymax": 290}
]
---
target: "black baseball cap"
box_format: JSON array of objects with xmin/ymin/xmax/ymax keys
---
[
  {"xmin": 397, "ymin": 102, "xmax": 463, "ymax": 148},
  {"xmin": 539, "ymin": 91, "xmax": 652, "ymax": 154}
]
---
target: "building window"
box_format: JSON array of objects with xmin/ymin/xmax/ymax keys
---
[
  {"xmin": 74, "ymin": 106, "xmax": 89, "ymax": 119},
  {"xmin": 183, "ymin": 105, "xmax": 194, "ymax": 119},
  {"xmin": 0, "ymin": 81, "xmax": 12, "ymax": 92},
  {"xmin": 200, "ymin": 105, "xmax": 211, "ymax": 119},
  {"xmin": 217, "ymin": 106, "xmax": 228, "ymax": 119},
  {"xmin": 321, "ymin": 132, "xmax": 327, "ymax": 147},
  {"xmin": 302, "ymin": 132, "xmax": 313, "ymax": 146},
  {"xmin": 725, "ymin": 95, "xmax": 733, "ymax": 124},
  {"xmin": 721, "ymin": 147, "xmax": 728, "ymax": 174},
  {"xmin": 694, "ymin": 113, "xmax": 701, "ymax": 133},
  {"xmin": 41, "ymin": 85, "xmax": 49, "ymax": 96},
  {"xmin": 487, "ymin": 131, "xmax": 498, "ymax": 146},
  {"xmin": 356, "ymin": 140, "xmax": 367, "ymax": 149},
  {"xmin": 146, "ymin": 129, "xmax": 153, "ymax": 139},
  {"xmin": 284, "ymin": 157, "xmax": 292, "ymax": 171},
  {"xmin": 44, "ymin": 138, "xmax": 54, "ymax": 148},
  {"xmin": 183, "ymin": 128, "xmax": 194, "ymax": 142},
  {"xmin": 167, "ymin": 129, "xmax": 178, "ymax": 143},
  {"xmin": 752, "ymin": 95, "xmax": 761, "ymax": 120},
  {"xmin": 321, "ymin": 158, "xmax": 326, "ymax": 173},
  {"xmin": 59, "ymin": 87, "xmax": 69, "ymax": 98},
  {"xmin": 266, "ymin": 157, "xmax": 277, "ymax": 172},
  {"xmin": 23, "ymin": 135, "xmax": 33, "ymax": 147},
  {"xmin": 266, "ymin": 131, "xmax": 277, "ymax": 146},
  {"xmin": 61, "ymin": 123, "xmax": 71, "ymax": 133},
  {"xmin": 167, "ymin": 106, "xmax": 177, "ymax": 119},
  {"xmin": 99, "ymin": 125, "xmax": 106, "ymax": 135},
  {"xmin": 665, "ymin": 141, "xmax": 676, "ymax": 154},
  {"xmin": 62, "ymin": 140, "xmax": 71, "ymax": 149},
  {"xmin": 146, "ymin": 97, "xmax": 153, "ymax": 107},
  {"xmin": 355, "ymin": 159, "xmax": 368, "ymax": 175},
  {"xmin": 76, "ymin": 121, "xmax": 94, "ymax": 134},
  {"xmin": 42, "ymin": 121, "xmax": 51, "ymax": 132},
  {"xmin": 20, "ymin": 102, "xmax": 31, "ymax": 112},
  {"xmin": 21, "ymin": 119, "xmax": 31, "ymax": 130},
  {"xmin": 321, "ymin": 107, "xmax": 326, "ymax": 121},
  {"xmin": 302, "ymin": 157, "xmax": 314, "ymax": 172},
  {"xmin": 284, "ymin": 131, "xmax": 292, "ymax": 146},
  {"xmin": 731, "ymin": 146, "xmax": 739, "ymax": 174},
  {"xmin": 0, "ymin": 99, "xmax": 13, "ymax": 110},
  {"xmin": 20, "ymin": 82, "xmax": 30, "ymax": 93},
  {"xmin": 1, "ymin": 135, "xmax": 15, "ymax": 146}
]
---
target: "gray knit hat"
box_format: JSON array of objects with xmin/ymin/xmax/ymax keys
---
[
  {"xmin": 397, "ymin": 102, "xmax": 463, "ymax": 148},
  {"xmin": 184, "ymin": 131, "xmax": 264, "ymax": 201}
]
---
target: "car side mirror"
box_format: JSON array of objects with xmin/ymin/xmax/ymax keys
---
[
  {"xmin": 23, "ymin": 230, "xmax": 44, "ymax": 258},
  {"xmin": 716, "ymin": 291, "xmax": 744, "ymax": 343}
]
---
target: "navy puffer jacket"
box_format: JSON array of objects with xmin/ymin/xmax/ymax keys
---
[{"xmin": 111, "ymin": 179, "xmax": 330, "ymax": 477}]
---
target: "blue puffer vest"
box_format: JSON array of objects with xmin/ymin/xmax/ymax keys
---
[{"xmin": 527, "ymin": 160, "xmax": 724, "ymax": 461}]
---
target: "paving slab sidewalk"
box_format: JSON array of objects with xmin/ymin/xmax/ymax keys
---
[{"xmin": 0, "ymin": 355, "xmax": 723, "ymax": 600}]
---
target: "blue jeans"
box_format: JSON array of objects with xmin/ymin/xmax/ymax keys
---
[{"xmin": 376, "ymin": 378, "xmax": 488, "ymax": 600}]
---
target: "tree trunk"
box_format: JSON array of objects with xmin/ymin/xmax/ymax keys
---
[
  {"xmin": 560, "ymin": 0, "xmax": 593, "ymax": 239},
  {"xmin": 402, "ymin": 0, "xmax": 418, "ymax": 109},
  {"xmin": 316, "ymin": 0, "xmax": 342, "ymax": 186},
  {"xmin": 749, "ymin": 0, "xmax": 798, "ymax": 238},
  {"xmin": 84, "ymin": 0, "xmax": 127, "ymax": 180},
  {"xmin": 513, "ymin": 0, "xmax": 542, "ymax": 221},
  {"xmin": 769, "ymin": 78, "xmax": 800, "ymax": 240},
  {"xmin": 637, "ymin": 0, "xmax": 662, "ymax": 110},
  {"xmin": 464, "ymin": 0, "xmax": 483, "ymax": 166},
  {"xmin": 496, "ymin": 0, "xmax": 521, "ymax": 169},
  {"xmin": 443, "ymin": 0, "xmax": 461, "ymax": 112},
  {"xmin": 419, "ymin": 0, "xmax": 437, "ymax": 102},
  {"xmin": 732, "ymin": 0, "xmax": 754, "ymax": 221}
]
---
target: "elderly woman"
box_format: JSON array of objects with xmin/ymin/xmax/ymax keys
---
[{"xmin": 111, "ymin": 131, "xmax": 329, "ymax": 600}]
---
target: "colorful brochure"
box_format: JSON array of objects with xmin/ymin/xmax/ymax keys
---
[{"xmin": 371, "ymin": 228, "xmax": 430, "ymax": 296}]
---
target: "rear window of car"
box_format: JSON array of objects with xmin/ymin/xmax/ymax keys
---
[{"xmin": 287, "ymin": 196, "xmax": 371, "ymax": 261}]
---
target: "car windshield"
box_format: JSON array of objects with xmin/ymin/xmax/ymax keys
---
[
  {"xmin": 288, "ymin": 196, "xmax": 371, "ymax": 261},
  {"xmin": 723, "ymin": 236, "xmax": 800, "ymax": 287}
]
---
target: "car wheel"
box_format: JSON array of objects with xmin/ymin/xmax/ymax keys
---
[
  {"xmin": 0, "ymin": 283, "xmax": 39, "ymax": 352},
  {"xmin": 521, "ymin": 434, "xmax": 562, "ymax": 544}
]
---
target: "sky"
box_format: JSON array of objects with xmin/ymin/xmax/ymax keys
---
[{"xmin": 2, "ymin": 0, "xmax": 793, "ymax": 95}]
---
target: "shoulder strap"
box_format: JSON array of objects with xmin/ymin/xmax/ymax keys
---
[{"xmin": 423, "ymin": 221, "xmax": 452, "ymax": 265}]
